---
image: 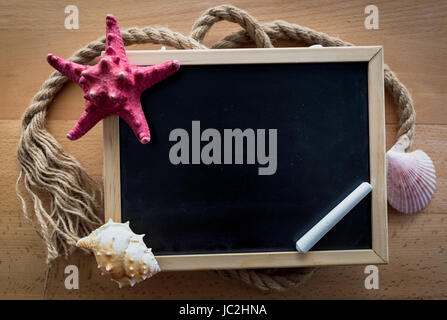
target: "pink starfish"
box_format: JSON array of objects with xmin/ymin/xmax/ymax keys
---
[{"xmin": 47, "ymin": 14, "xmax": 180, "ymax": 144}]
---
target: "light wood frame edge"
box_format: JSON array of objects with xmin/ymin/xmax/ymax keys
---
[
  {"xmin": 103, "ymin": 47, "xmax": 388, "ymax": 271},
  {"xmin": 368, "ymin": 48, "xmax": 389, "ymax": 263},
  {"xmin": 103, "ymin": 116, "xmax": 121, "ymax": 223},
  {"xmin": 124, "ymin": 46, "xmax": 381, "ymax": 65}
]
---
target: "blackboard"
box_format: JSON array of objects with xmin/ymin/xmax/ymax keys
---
[{"xmin": 104, "ymin": 48, "xmax": 388, "ymax": 270}]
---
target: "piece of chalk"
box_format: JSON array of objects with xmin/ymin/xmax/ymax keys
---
[{"xmin": 296, "ymin": 182, "xmax": 372, "ymax": 253}]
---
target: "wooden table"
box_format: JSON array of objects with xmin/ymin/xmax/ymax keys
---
[{"xmin": 0, "ymin": 0, "xmax": 445, "ymax": 299}]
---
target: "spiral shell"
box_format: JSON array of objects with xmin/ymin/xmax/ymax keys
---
[
  {"xmin": 76, "ymin": 219, "xmax": 160, "ymax": 288},
  {"xmin": 386, "ymin": 135, "xmax": 436, "ymax": 214}
]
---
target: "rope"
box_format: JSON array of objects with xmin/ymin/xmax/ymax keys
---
[
  {"xmin": 16, "ymin": 4, "xmax": 416, "ymax": 291},
  {"xmin": 191, "ymin": 5, "xmax": 273, "ymax": 48},
  {"xmin": 215, "ymin": 268, "xmax": 316, "ymax": 292},
  {"xmin": 16, "ymin": 27, "xmax": 205, "ymax": 265}
]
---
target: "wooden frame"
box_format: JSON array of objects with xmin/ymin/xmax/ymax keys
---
[{"xmin": 103, "ymin": 47, "xmax": 388, "ymax": 271}]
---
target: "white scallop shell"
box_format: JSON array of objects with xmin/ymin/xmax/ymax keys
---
[
  {"xmin": 386, "ymin": 135, "xmax": 436, "ymax": 214},
  {"xmin": 76, "ymin": 219, "xmax": 160, "ymax": 288}
]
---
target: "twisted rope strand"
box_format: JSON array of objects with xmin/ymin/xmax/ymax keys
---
[
  {"xmin": 191, "ymin": 5, "xmax": 273, "ymax": 48},
  {"xmin": 215, "ymin": 268, "xmax": 316, "ymax": 292},
  {"xmin": 384, "ymin": 67, "xmax": 416, "ymax": 142},
  {"xmin": 17, "ymin": 4, "xmax": 416, "ymax": 291},
  {"xmin": 211, "ymin": 20, "xmax": 349, "ymax": 49}
]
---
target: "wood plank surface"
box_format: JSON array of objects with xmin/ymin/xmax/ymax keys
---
[{"xmin": 0, "ymin": 0, "xmax": 446, "ymax": 299}]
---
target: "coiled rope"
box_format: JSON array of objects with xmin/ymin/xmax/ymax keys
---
[{"xmin": 16, "ymin": 4, "xmax": 415, "ymax": 292}]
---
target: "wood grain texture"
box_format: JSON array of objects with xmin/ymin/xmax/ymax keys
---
[{"xmin": 0, "ymin": 0, "xmax": 446, "ymax": 299}]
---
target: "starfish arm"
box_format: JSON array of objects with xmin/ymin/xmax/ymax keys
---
[
  {"xmin": 67, "ymin": 102, "xmax": 105, "ymax": 140},
  {"xmin": 135, "ymin": 60, "xmax": 180, "ymax": 89},
  {"xmin": 47, "ymin": 15, "xmax": 178, "ymax": 144},
  {"xmin": 119, "ymin": 102, "xmax": 151, "ymax": 144},
  {"xmin": 105, "ymin": 15, "xmax": 127, "ymax": 59},
  {"xmin": 47, "ymin": 54, "xmax": 87, "ymax": 83}
]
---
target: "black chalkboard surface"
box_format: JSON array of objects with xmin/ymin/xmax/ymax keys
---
[{"xmin": 119, "ymin": 62, "xmax": 372, "ymax": 256}]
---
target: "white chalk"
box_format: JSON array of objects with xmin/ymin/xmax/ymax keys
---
[{"xmin": 296, "ymin": 182, "xmax": 372, "ymax": 253}]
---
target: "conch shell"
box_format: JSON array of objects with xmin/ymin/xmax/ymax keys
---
[
  {"xmin": 76, "ymin": 219, "xmax": 160, "ymax": 288},
  {"xmin": 386, "ymin": 135, "xmax": 436, "ymax": 214}
]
